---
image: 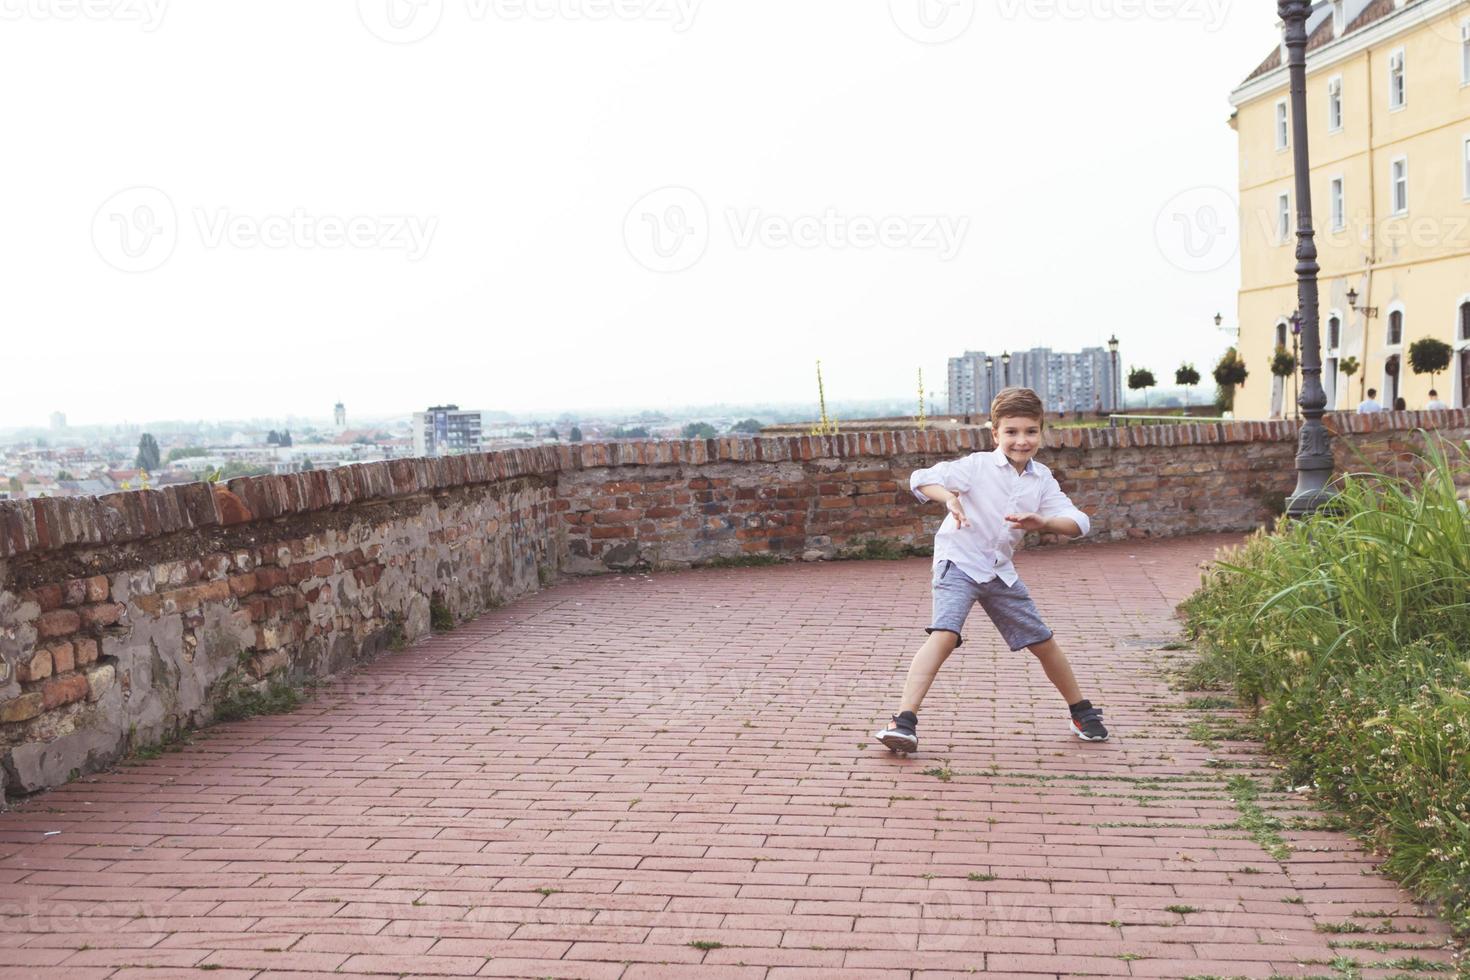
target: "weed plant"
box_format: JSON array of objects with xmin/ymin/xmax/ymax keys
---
[{"xmin": 1180, "ymin": 434, "xmax": 1470, "ymax": 934}]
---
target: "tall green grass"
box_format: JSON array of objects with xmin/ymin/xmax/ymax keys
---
[{"xmin": 1180, "ymin": 434, "xmax": 1470, "ymax": 935}]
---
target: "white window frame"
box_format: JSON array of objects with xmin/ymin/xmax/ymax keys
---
[
  {"xmin": 1385, "ymin": 303, "xmax": 1406, "ymax": 350},
  {"xmin": 1461, "ymin": 19, "xmax": 1470, "ymax": 87},
  {"xmin": 1327, "ymin": 75, "xmax": 1343, "ymax": 133},
  {"xmin": 1277, "ymin": 191, "xmax": 1292, "ymax": 244},
  {"xmin": 1388, "ymin": 48, "xmax": 1406, "ymax": 110},
  {"xmin": 1332, "ymin": 0, "xmax": 1345, "ymax": 37},
  {"xmin": 1390, "ymin": 156, "xmax": 1408, "ymax": 216},
  {"xmin": 1330, "ymin": 175, "xmax": 1345, "ymax": 231},
  {"xmin": 1463, "ymin": 135, "xmax": 1470, "ymax": 201},
  {"xmin": 1452, "ymin": 294, "xmax": 1470, "ymax": 409},
  {"xmin": 1275, "ymin": 98, "xmax": 1289, "ymax": 150}
]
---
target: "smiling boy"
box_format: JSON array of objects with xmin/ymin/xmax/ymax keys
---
[{"xmin": 875, "ymin": 387, "xmax": 1109, "ymax": 753}]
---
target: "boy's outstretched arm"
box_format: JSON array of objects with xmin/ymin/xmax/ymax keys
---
[
  {"xmin": 1004, "ymin": 512, "xmax": 1081, "ymax": 537},
  {"xmin": 915, "ymin": 484, "xmax": 971, "ymax": 529}
]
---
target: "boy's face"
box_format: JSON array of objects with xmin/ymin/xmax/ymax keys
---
[{"xmin": 994, "ymin": 414, "xmax": 1043, "ymax": 467}]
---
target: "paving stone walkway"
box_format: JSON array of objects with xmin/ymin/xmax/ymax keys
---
[{"xmin": 0, "ymin": 534, "xmax": 1461, "ymax": 979}]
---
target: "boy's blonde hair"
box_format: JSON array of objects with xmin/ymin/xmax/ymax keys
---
[{"xmin": 989, "ymin": 387, "xmax": 1045, "ymax": 426}]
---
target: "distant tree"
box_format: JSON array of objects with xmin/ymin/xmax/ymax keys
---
[
  {"xmin": 279, "ymin": 430, "xmax": 293, "ymax": 447},
  {"xmin": 1127, "ymin": 367, "xmax": 1157, "ymax": 409},
  {"xmin": 266, "ymin": 430, "xmax": 281, "ymax": 446},
  {"xmin": 512, "ymin": 431, "xmax": 535, "ymax": 439},
  {"xmin": 1408, "ymin": 337, "xmax": 1453, "ymax": 390},
  {"xmin": 729, "ymin": 418, "xmax": 764, "ymax": 434},
  {"xmin": 166, "ymin": 446, "xmax": 208, "ymax": 463},
  {"xmin": 548, "ymin": 428, "xmax": 559, "ymax": 441},
  {"xmin": 6, "ymin": 477, "xmax": 20, "ymax": 494},
  {"xmin": 56, "ymin": 470, "xmax": 74, "ymax": 481},
  {"xmin": 1212, "ymin": 347, "xmax": 1249, "ymax": 412},
  {"xmin": 682, "ymin": 422, "xmax": 718, "ymax": 439},
  {"xmin": 301, "ymin": 458, "xmax": 315, "ymax": 471},
  {"xmin": 135, "ymin": 433, "xmax": 161, "ymax": 472},
  {"xmin": 1175, "ymin": 363, "xmax": 1201, "ymax": 408},
  {"xmin": 1270, "ymin": 346, "xmax": 1297, "ymax": 378},
  {"xmin": 611, "ymin": 426, "xmax": 649, "ymax": 438},
  {"xmin": 569, "ymin": 426, "xmax": 584, "ymax": 442}
]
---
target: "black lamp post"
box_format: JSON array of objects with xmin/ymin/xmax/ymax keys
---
[
  {"xmin": 1280, "ymin": 0, "xmax": 1334, "ymax": 516},
  {"xmin": 1001, "ymin": 350, "xmax": 1011, "ymax": 388},
  {"xmin": 1290, "ymin": 310, "xmax": 1303, "ymax": 422},
  {"xmin": 1107, "ymin": 335, "xmax": 1120, "ymax": 411}
]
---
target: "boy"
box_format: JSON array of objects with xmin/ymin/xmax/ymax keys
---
[
  {"xmin": 875, "ymin": 387, "xmax": 1108, "ymax": 753},
  {"xmin": 1425, "ymin": 390, "xmax": 1448, "ymax": 411},
  {"xmin": 1358, "ymin": 389, "xmax": 1383, "ymax": 413}
]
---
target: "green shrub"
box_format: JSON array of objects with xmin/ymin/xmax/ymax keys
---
[{"xmin": 1180, "ymin": 433, "xmax": 1470, "ymax": 935}]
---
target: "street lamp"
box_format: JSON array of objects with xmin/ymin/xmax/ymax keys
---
[
  {"xmin": 1000, "ymin": 350, "xmax": 1011, "ymax": 387},
  {"xmin": 1107, "ymin": 335, "xmax": 1121, "ymax": 412},
  {"xmin": 1345, "ymin": 287, "xmax": 1378, "ymax": 319},
  {"xmin": 1279, "ymin": 0, "xmax": 1334, "ymax": 516}
]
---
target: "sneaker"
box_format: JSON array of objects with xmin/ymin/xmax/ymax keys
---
[
  {"xmin": 1069, "ymin": 701, "xmax": 1109, "ymax": 741},
  {"xmin": 875, "ymin": 711, "xmax": 919, "ymax": 754}
]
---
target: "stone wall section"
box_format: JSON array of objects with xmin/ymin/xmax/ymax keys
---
[{"xmin": 1, "ymin": 411, "xmax": 1466, "ymax": 797}]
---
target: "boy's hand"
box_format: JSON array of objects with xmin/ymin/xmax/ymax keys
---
[
  {"xmin": 946, "ymin": 495, "xmax": 971, "ymax": 529},
  {"xmin": 1005, "ymin": 512, "xmax": 1048, "ymax": 532}
]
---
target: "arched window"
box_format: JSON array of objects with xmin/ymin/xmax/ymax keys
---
[
  {"xmin": 1328, "ymin": 315, "xmax": 1340, "ymax": 349},
  {"xmin": 1460, "ymin": 301, "xmax": 1470, "ymax": 342},
  {"xmin": 1276, "ymin": 322, "xmax": 1288, "ymax": 348},
  {"xmin": 1388, "ymin": 310, "xmax": 1404, "ymax": 346}
]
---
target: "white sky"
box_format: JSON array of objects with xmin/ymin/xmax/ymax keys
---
[{"xmin": 0, "ymin": 0, "xmax": 1281, "ymax": 426}]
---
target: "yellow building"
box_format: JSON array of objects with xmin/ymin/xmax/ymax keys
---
[{"xmin": 1230, "ymin": 0, "xmax": 1470, "ymax": 418}]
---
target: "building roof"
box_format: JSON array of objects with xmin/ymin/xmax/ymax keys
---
[{"xmin": 1240, "ymin": 0, "xmax": 1396, "ymax": 85}]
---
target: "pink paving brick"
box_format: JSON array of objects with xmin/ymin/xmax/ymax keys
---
[{"xmin": 0, "ymin": 535, "xmax": 1463, "ymax": 976}]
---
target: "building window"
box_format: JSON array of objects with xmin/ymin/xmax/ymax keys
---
[
  {"xmin": 1278, "ymin": 192, "xmax": 1291, "ymax": 243},
  {"xmin": 1330, "ymin": 177, "xmax": 1345, "ymax": 231},
  {"xmin": 1275, "ymin": 99, "xmax": 1289, "ymax": 150},
  {"xmin": 1464, "ymin": 136, "xmax": 1470, "ymax": 200},
  {"xmin": 1461, "ymin": 301, "xmax": 1470, "ymax": 342},
  {"xmin": 1462, "ymin": 19, "xmax": 1470, "ymax": 86},
  {"xmin": 1328, "ymin": 76, "xmax": 1343, "ymax": 132},
  {"xmin": 1388, "ymin": 309, "xmax": 1403, "ymax": 346},
  {"xmin": 1328, "ymin": 315, "xmax": 1340, "ymax": 350},
  {"xmin": 1276, "ymin": 321, "xmax": 1288, "ymax": 348},
  {"xmin": 1388, "ymin": 49, "xmax": 1406, "ymax": 110},
  {"xmin": 1391, "ymin": 157, "xmax": 1408, "ymax": 215}
]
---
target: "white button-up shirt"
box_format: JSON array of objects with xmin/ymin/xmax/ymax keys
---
[{"xmin": 909, "ymin": 448, "xmax": 1091, "ymax": 587}]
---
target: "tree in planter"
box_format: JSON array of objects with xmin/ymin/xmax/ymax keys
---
[
  {"xmin": 1269, "ymin": 345, "xmax": 1298, "ymax": 418},
  {"xmin": 1127, "ymin": 367, "xmax": 1157, "ymax": 409},
  {"xmin": 1212, "ymin": 347, "xmax": 1249, "ymax": 413},
  {"xmin": 1408, "ymin": 337, "xmax": 1453, "ymax": 393},
  {"xmin": 1175, "ymin": 362, "xmax": 1201, "ymax": 409},
  {"xmin": 1338, "ymin": 355, "xmax": 1359, "ymax": 407}
]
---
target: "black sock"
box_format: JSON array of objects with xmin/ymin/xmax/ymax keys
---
[
  {"xmin": 1068, "ymin": 699, "xmax": 1091, "ymax": 715},
  {"xmin": 896, "ymin": 710, "xmax": 917, "ymax": 728}
]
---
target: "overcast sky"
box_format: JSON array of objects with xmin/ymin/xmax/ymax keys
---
[{"xmin": 1, "ymin": 0, "xmax": 1280, "ymax": 426}]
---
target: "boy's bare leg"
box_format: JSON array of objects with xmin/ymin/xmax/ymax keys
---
[
  {"xmin": 1026, "ymin": 636, "xmax": 1083, "ymax": 705},
  {"xmin": 898, "ymin": 631, "xmax": 960, "ymax": 714}
]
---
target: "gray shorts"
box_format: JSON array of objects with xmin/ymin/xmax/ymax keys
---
[{"xmin": 927, "ymin": 559, "xmax": 1053, "ymax": 651}]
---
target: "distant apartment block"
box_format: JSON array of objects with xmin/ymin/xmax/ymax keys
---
[
  {"xmin": 334, "ymin": 401, "xmax": 347, "ymax": 429},
  {"xmin": 947, "ymin": 347, "xmax": 1119, "ymax": 415},
  {"xmin": 412, "ymin": 406, "xmax": 484, "ymax": 456}
]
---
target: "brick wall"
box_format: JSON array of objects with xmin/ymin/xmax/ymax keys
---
[{"xmin": 1, "ymin": 410, "xmax": 1465, "ymax": 798}]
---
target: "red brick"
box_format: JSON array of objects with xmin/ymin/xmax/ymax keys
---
[
  {"xmin": 73, "ymin": 637, "xmax": 100, "ymax": 666},
  {"xmin": 0, "ymin": 692, "xmax": 44, "ymax": 723},
  {"xmin": 50, "ymin": 641, "xmax": 76, "ymax": 674},
  {"xmin": 228, "ymin": 573, "xmax": 257, "ymax": 597},
  {"xmin": 36, "ymin": 608, "xmax": 81, "ymax": 638},
  {"xmin": 83, "ymin": 574, "xmax": 110, "ymax": 602},
  {"xmin": 17, "ymin": 647, "xmax": 53, "ymax": 683},
  {"xmin": 312, "ymin": 557, "xmax": 336, "ymax": 577},
  {"xmin": 41, "ymin": 672, "xmax": 90, "ymax": 710},
  {"xmin": 22, "ymin": 584, "xmax": 64, "ymax": 611},
  {"xmin": 79, "ymin": 602, "xmax": 125, "ymax": 628},
  {"xmin": 255, "ymin": 567, "xmax": 289, "ymax": 591}
]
